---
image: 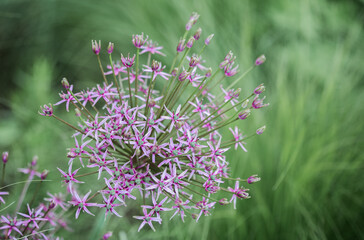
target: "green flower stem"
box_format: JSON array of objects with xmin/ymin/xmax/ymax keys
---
[
  {"xmin": 134, "ymin": 48, "xmax": 140, "ymax": 106},
  {"xmin": 97, "ymin": 55, "xmax": 109, "ymax": 85},
  {"xmin": 109, "ymin": 54, "xmax": 123, "ymax": 101},
  {"xmin": 52, "ymin": 115, "xmax": 85, "ymax": 134},
  {"xmin": 127, "ymin": 68, "xmax": 134, "ymax": 108}
]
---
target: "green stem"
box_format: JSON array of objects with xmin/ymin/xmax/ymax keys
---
[
  {"xmin": 127, "ymin": 68, "xmax": 134, "ymax": 108},
  {"xmin": 109, "ymin": 54, "xmax": 123, "ymax": 101},
  {"xmin": 134, "ymin": 48, "xmax": 140, "ymax": 106},
  {"xmin": 97, "ymin": 55, "xmax": 108, "ymax": 85}
]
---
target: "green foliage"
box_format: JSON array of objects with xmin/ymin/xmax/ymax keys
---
[{"xmin": 1, "ymin": 0, "xmax": 363, "ymax": 239}]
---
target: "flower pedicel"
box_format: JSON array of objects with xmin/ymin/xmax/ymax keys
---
[{"xmin": 41, "ymin": 12, "xmax": 269, "ymax": 231}]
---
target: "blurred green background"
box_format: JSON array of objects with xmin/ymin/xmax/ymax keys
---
[{"xmin": 1, "ymin": 0, "xmax": 364, "ymax": 239}]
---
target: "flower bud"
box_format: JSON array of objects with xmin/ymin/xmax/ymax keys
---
[
  {"xmin": 148, "ymin": 99, "xmax": 156, "ymax": 108},
  {"xmin": 205, "ymin": 68, "xmax": 212, "ymax": 77},
  {"xmin": 256, "ymin": 125, "xmax": 266, "ymax": 135},
  {"xmin": 41, "ymin": 170, "xmax": 49, "ymax": 180},
  {"xmin": 177, "ymin": 39, "xmax": 186, "ymax": 52},
  {"xmin": 178, "ymin": 69, "xmax": 189, "ymax": 81},
  {"xmin": 39, "ymin": 104, "xmax": 53, "ymax": 117},
  {"xmin": 75, "ymin": 108, "xmax": 82, "ymax": 117},
  {"xmin": 61, "ymin": 78, "xmax": 70, "ymax": 90},
  {"xmin": 103, "ymin": 232, "xmax": 113, "ymax": 240},
  {"xmin": 2, "ymin": 152, "xmax": 9, "ymax": 164},
  {"xmin": 193, "ymin": 28, "xmax": 202, "ymax": 40},
  {"xmin": 189, "ymin": 55, "xmax": 200, "ymax": 68},
  {"xmin": 186, "ymin": 12, "xmax": 199, "ymax": 30},
  {"xmin": 219, "ymin": 198, "xmax": 229, "ymax": 205},
  {"xmin": 31, "ymin": 156, "xmax": 38, "ymax": 167},
  {"xmin": 233, "ymin": 88, "xmax": 241, "ymax": 98},
  {"xmin": 236, "ymin": 188, "xmax": 250, "ymax": 199},
  {"xmin": 252, "ymin": 95, "xmax": 269, "ymax": 109},
  {"xmin": 254, "ymin": 83, "xmax": 265, "ymax": 95},
  {"xmin": 185, "ymin": 21, "xmax": 193, "ymax": 31},
  {"xmin": 241, "ymin": 99, "xmax": 249, "ymax": 109},
  {"xmin": 247, "ymin": 174, "xmax": 261, "ymax": 184},
  {"xmin": 238, "ymin": 109, "xmax": 251, "ymax": 120},
  {"xmin": 67, "ymin": 151, "xmax": 77, "ymax": 158},
  {"xmin": 171, "ymin": 68, "xmax": 178, "ymax": 77},
  {"xmin": 255, "ymin": 54, "xmax": 266, "ymax": 65},
  {"xmin": 91, "ymin": 40, "xmax": 101, "ymax": 55},
  {"xmin": 219, "ymin": 59, "xmax": 229, "ymax": 69},
  {"xmin": 107, "ymin": 42, "xmax": 114, "ymax": 54},
  {"xmin": 49, "ymin": 201, "xmax": 56, "ymax": 209},
  {"xmin": 121, "ymin": 53, "xmax": 135, "ymax": 68},
  {"xmin": 191, "ymin": 213, "xmax": 198, "ymax": 220},
  {"xmin": 132, "ymin": 33, "xmax": 148, "ymax": 48},
  {"xmin": 186, "ymin": 37, "xmax": 195, "ymax": 49},
  {"xmin": 151, "ymin": 60, "xmax": 161, "ymax": 72},
  {"xmin": 204, "ymin": 34, "xmax": 214, "ymax": 45}
]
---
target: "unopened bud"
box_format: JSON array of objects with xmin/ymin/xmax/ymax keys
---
[
  {"xmin": 191, "ymin": 213, "xmax": 198, "ymax": 220},
  {"xmin": 31, "ymin": 156, "xmax": 38, "ymax": 167},
  {"xmin": 233, "ymin": 88, "xmax": 241, "ymax": 98},
  {"xmin": 151, "ymin": 60, "xmax": 160, "ymax": 71},
  {"xmin": 256, "ymin": 125, "xmax": 266, "ymax": 135},
  {"xmin": 241, "ymin": 99, "xmax": 249, "ymax": 109},
  {"xmin": 186, "ymin": 37, "xmax": 195, "ymax": 49},
  {"xmin": 61, "ymin": 78, "xmax": 70, "ymax": 90},
  {"xmin": 171, "ymin": 68, "xmax": 178, "ymax": 77},
  {"xmin": 41, "ymin": 170, "xmax": 49, "ymax": 180},
  {"xmin": 107, "ymin": 42, "xmax": 114, "ymax": 54},
  {"xmin": 177, "ymin": 39, "xmax": 186, "ymax": 52},
  {"xmin": 204, "ymin": 34, "xmax": 214, "ymax": 45},
  {"xmin": 178, "ymin": 69, "xmax": 189, "ymax": 81},
  {"xmin": 238, "ymin": 109, "xmax": 251, "ymax": 120},
  {"xmin": 219, "ymin": 198, "xmax": 229, "ymax": 205},
  {"xmin": 193, "ymin": 28, "xmax": 202, "ymax": 40},
  {"xmin": 49, "ymin": 201, "xmax": 56, "ymax": 209},
  {"xmin": 148, "ymin": 99, "xmax": 156, "ymax": 108},
  {"xmin": 135, "ymin": 148, "xmax": 141, "ymax": 156},
  {"xmin": 75, "ymin": 108, "xmax": 82, "ymax": 117},
  {"xmin": 67, "ymin": 151, "xmax": 77, "ymax": 158},
  {"xmin": 189, "ymin": 55, "xmax": 200, "ymax": 68},
  {"xmin": 2, "ymin": 152, "xmax": 8, "ymax": 164},
  {"xmin": 254, "ymin": 84, "xmax": 265, "ymax": 95},
  {"xmin": 219, "ymin": 59, "xmax": 230, "ymax": 69},
  {"xmin": 91, "ymin": 40, "xmax": 101, "ymax": 55},
  {"xmin": 103, "ymin": 232, "xmax": 113, "ymax": 240},
  {"xmin": 224, "ymin": 51, "xmax": 234, "ymax": 61},
  {"xmin": 255, "ymin": 54, "xmax": 266, "ymax": 66},
  {"xmin": 205, "ymin": 68, "xmax": 212, "ymax": 77},
  {"xmin": 247, "ymin": 174, "xmax": 261, "ymax": 184}
]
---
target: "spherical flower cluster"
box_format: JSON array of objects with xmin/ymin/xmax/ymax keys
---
[{"xmin": 42, "ymin": 13, "xmax": 268, "ymax": 231}]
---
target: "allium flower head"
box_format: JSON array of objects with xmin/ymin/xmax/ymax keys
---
[
  {"xmin": 42, "ymin": 13, "xmax": 269, "ymax": 232},
  {"xmin": 107, "ymin": 42, "xmax": 114, "ymax": 54},
  {"xmin": 39, "ymin": 104, "xmax": 53, "ymax": 117},
  {"xmin": 132, "ymin": 33, "xmax": 148, "ymax": 48},
  {"xmin": 92, "ymin": 40, "xmax": 101, "ymax": 55},
  {"xmin": 2, "ymin": 152, "xmax": 9, "ymax": 164},
  {"xmin": 205, "ymin": 34, "xmax": 214, "ymax": 45},
  {"xmin": 121, "ymin": 53, "xmax": 136, "ymax": 68},
  {"xmin": 255, "ymin": 54, "xmax": 266, "ymax": 65},
  {"xmin": 177, "ymin": 38, "xmax": 186, "ymax": 52}
]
